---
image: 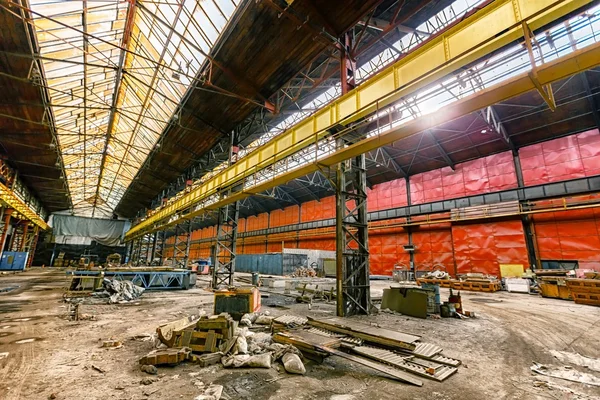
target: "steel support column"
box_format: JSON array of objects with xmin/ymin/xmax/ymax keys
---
[
  {"xmin": 513, "ymin": 152, "xmax": 541, "ymax": 269},
  {"xmin": 172, "ymin": 220, "xmax": 192, "ymax": 268},
  {"xmin": 212, "ymin": 132, "xmax": 240, "ymax": 289},
  {"xmin": 131, "ymin": 237, "xmax": 142, "ymax": 265},
  {"xmin": 212, "ymin": 201, "xmax": 239, "ymax": 288},
  {"xmin": 336, "ymin": 147, "xmax": 370, "ymax": 317},
  {"xmin": 25, "ymin": 225, "xmax": 39, "ymax": 268},
  {"xmin": 150, "ymin": 231, "xmax": 158, "ymax": 262},
  {"xmin": 154, "ymin": 230, "xmax": 166, "ymax": 265},
  {"xmin": 405, "ymin": 176, "xmax": 415, "ymax": 276}
]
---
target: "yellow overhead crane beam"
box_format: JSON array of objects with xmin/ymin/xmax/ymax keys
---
[
  {"xmin": 0, "ymin": 182, "xmax": 49, "ymax": 230},
  {"xmin": 126, "ymin": 0, "xmax": 595, "ymax": 241}
]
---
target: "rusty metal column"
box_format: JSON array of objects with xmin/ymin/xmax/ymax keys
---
[
  {"xmin": 25, "ymin": 225, "xmax": 39, "ymax": 268},
  {"xmin": 0, "ymin": 209, "xmax": 13, "ymax": 253},
  {"xmin": 340, "ymin": 32, "xmax": 356, "ymax": 95},
  {"xmin": 336, "ymin": 144, "xmax": 370, "ymax": 317},
  {"xmin": 19, "ymin": 223, "xmax": 29, "ymax": 252}
]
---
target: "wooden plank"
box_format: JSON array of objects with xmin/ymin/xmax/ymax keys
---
[
  {"xmin": 157, "ymin": 316, "xmax": 199, "ymax": 347},
  {"xmin": 322, "ymin": 347, "xmax": 423, "ymax": 386},
  {"xmin": 308, "ymin": 317, "xmax": 419, "ymax": 351}
]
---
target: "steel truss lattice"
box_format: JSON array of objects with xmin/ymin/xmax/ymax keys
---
[
  {"xmin": 172, "ymin": 220, "xmax": 192, "ymax": 268},
  {"xmin": 212, "ymin": 200, "xmax": 239, "ymax": 289},
  {"xmin": 336, "ymin": 150, "xmax": 370, "ymax": 317}
]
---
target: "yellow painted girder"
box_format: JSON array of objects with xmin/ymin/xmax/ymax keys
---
[
  {"xmin": 126, "ymin": 0, "xmax": 594, "ymax": 240},
  {"xmin": 0, "ymin": 183, "xmax": 49, "ymax": 230}
]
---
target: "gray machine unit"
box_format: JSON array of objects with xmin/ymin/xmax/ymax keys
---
[{"xmin": 235, "ymin": 253, "xmax": 308, "ymax": 276}]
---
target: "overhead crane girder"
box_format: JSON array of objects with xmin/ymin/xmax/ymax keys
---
[{"xmin": 125, "ymin": 0, "xmax": 598, "ymax": 241}]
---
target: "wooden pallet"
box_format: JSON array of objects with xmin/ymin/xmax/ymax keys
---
[
  {"xmin": 451, "ymin": 280, "xmax": 500, "ymax": 292},
  {"xmin": 571, "ymin": 292, "xmax": 600, "ymax": 306},
  {"xmin": 566, "ymin": 279, "xmax": 600, "ymax": 293},
  {"xmin": 416, "ymin": 278, "xmax": 453, "ymax": 288}
]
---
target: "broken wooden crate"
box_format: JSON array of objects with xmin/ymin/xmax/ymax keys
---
[
  {"xmin": 158, "ymin": 313, "xmax": 236, "ymax": 353},
  {"xmin": 139, "ymin": 347, "xmax": 191, "ymax": 366}
]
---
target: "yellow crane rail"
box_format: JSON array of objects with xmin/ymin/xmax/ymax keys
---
[
  {"xmin": 0, "ymin": 182, "xmax": 49, "ymax": 230},
  {"xmin": 126, "ymin": 0, "xmax": 594, "ymax": 241}
]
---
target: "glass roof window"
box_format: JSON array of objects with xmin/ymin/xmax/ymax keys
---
[{"xmin": 30, "ymin": 0, "xmax": 242, "ymax": 217}]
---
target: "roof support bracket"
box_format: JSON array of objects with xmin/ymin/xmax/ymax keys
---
[{"xmin": 523, "ymin": 21, "xmax": 556, "ymax": 112}]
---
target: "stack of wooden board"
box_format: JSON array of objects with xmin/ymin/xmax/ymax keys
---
[
  {"xmin": 416, "ymin": 278, "xmax": 500, "ymax": 292},
  {"xmin": 566, "ymin": 278, "xmax": 600, "ymax": 306}
]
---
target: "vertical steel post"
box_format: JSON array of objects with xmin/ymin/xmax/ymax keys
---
[
  {"xmin": 336, "ymin": 143, "xmax": 371, "ymax": 317},
  {"xmin": 513, "ymin": 151, "xmax": 540, "ymax": 269},
  {"xmin": 172, "ymin": 220, "xmax": 192, "ymax": 268},
  {"xmin": 150, "ymin": 231, "xmax": 158, "ymax": 262},
  {"xmin": 19, "ymin": 223, "xmax": 29, "ymax": 252},
  {"xmin": 212, "ymin": 131, "xmax": 240, "ymax": 289},
  {"xmin": 212, "ymin": 201, "xmax": 239, "ymax": 288},
  {"xmin": 25, "ymin": 225, "xmax": 39, "ymax": 268}
]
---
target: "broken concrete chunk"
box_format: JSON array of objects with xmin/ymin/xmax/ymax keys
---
[
  {"xmin": 102, "ymin": 339, "xmax": 122, "ymax": 348},
  {"xmin": 194, "ymin": 384, "xmax": 224, "ymax": 400},
  {"xmin": 282, "ymin": 353, "xmax": 305, "ymax": 375},
  {"xmin": 140, "ymin": 364, "xmax": 158, "ymax": 375}
]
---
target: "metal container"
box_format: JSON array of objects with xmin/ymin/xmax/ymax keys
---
[
  {"xmin": 251, "ymin": 272, "xmax": 260, "ymax": 286},
  {"xmin": 235, "ymin": 253, "xmax": 308, "ymax": 276}
]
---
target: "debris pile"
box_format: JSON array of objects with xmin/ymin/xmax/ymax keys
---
[
  {"xmin": 93, "ymin": 278, "xmax": 145, "ymax": 303},
  {"xmin": 140, "ymin": 312, "xmax": 462, "ymax": 389},
  {"xmin": 290, "ymin": 267, "xmax": 317, "ymax": 278}
]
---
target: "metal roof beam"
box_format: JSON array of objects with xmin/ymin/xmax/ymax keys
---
[
  {"xmin": 580, "ymin": 71, "xmax": 600, "ymax": 132},
  {"xmin": 428, "ymin": 130, "xmax": 455, "ymax": 170}
]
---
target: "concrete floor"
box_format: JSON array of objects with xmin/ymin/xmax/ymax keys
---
[{"xmin": 0, "ymin": 269, "xmax": 599, "ymax": 400}]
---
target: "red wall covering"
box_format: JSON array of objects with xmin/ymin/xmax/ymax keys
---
[
  {"xmin": 520, "ymin": 129, "xmax": 600, "ymax": 186},
  {"xmin": 452, "ymin": 220, "xmax": 529, "ymax": 277},
  {"xmin": 410, "ymin": 151, "xmax": 518, "ymax": 204},
  {"xmin": 533, "ymin": 208, "xmax": 600, "ymax": 271},
  {"xmin": 173, "ymin": 131, "xmax": 600, "ymax": 277}
]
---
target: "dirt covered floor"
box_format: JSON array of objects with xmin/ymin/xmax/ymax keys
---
[{"xmin": 0, "ymin": 269, "xmax": 599, "ymax": 400}]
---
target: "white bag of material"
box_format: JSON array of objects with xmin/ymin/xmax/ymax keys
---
[
  {"xmin": 255, "ymin": 315, "xmax": 273, "ymax": 325},
  {"xmin": 233, "ymin": 335, "xmax": 248, "ymax": 355},
  {"xmin": 282, "ymin": 353, "xmax": 305, "ymax": 374},
  {"xmin": 244, "ymin": 353, "xmax": 272, "ymax": 368}
]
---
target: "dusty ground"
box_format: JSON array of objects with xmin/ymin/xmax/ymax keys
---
[{"xmin": 0, "ymin": 269, "xmax": 599, "ymax": 400}]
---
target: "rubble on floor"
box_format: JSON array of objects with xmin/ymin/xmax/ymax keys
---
[
  {"xmin": 290, "ymin": 267, "xmax": 317, "ymax": 278},
  {"xmin": 138, "ymin": 311, "xmax": 462, "ymax": 390}
]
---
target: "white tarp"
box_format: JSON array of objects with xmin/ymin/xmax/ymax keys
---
[{"xmin": 50, "ymin": 214, "xmax": 129, "ymax": 246}]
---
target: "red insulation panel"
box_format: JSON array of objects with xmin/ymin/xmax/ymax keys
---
[
  {"xmin": 520, "ymin": 129, "xmax": 600, "ymax": 186},
  {"xmin": 368, "ymin": 178, "xmax": 408, "ymax": 211},
  {"xmin": 301, "ymin": 196, "xmax": 335, "ymax": 222},
  {"xmin": 534, "ymin": 208, "xmax": 600, "ymax": 271},
  {"xmin": 410, "ymin": 151, "xmax": 517, "ymax": 205},
  {"xmin": 270, "ymin": 205, "xmax": 300, "ymax": 228},
  {"xmin": 452, "ymin": 220, "xmax": 528, "ymax": 277},
  {"xmin": 412, "ymin": 225, "xmax": 455, "ymax": 274}
]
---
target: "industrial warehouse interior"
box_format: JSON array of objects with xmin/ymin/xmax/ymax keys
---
[{"xmin": 1, "ymin": 0, "xmax": 600, "ymax": 398}]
